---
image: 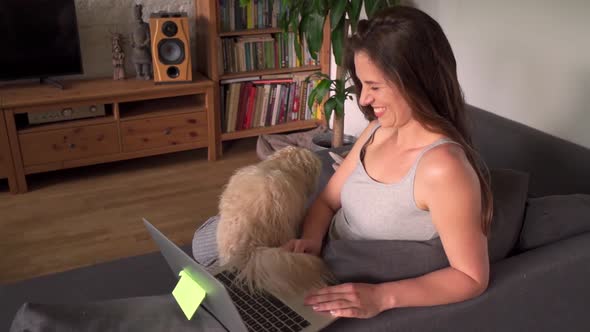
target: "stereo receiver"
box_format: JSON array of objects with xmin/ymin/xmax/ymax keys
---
[{"xmin": 27, "ymin": 104, "xmax": 106, "ymax": 124}]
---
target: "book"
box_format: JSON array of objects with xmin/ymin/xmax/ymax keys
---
[
  {"xmin": 243, "ymin": 83, "xmax": 257, "ymax": 129},
  {"xmin": 276, "ymin": 83, "xmax": 288, "ymax": 124},
  {"xmin": 226, "ymin": 83, "xmax": 241, "ymax": 132},
  {"xmin": 252, "ymin": 85, "xmax": 265, "ymax": 128},
  {"xmin": 270, "ymin": 84, "xmax": 282, "ymax": 126},
  {"xmin": 259, "ymin": 84, "xmax": 272, "ymax": 127},
  {"xmin": 236, "ymin": 83, "xmax": 249, "ymax": 130},
  {"xmin": 291, "ymin": 80, "xmax": 300, "ymax": 121},
  {"xmin": 220, "ymin": 83, "xmax": 226, "ymax": 132},
  {"xmin": 298, "ymin": 78, "xmax": 309, "ymax": 120},
  {"xmin": 265, "ymin": 84, "xmax": 277, "ymax": 126}
]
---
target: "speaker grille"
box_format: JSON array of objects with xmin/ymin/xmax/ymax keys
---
[{"xmin": 157, "ymin": 39, "xmax": 185, "ymax": 65}]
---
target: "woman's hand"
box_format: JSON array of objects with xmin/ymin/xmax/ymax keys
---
[
  {"xmin": 305, "ymin": 283, "xmax": 389, "ymax": 319},
  {"xmin": 282, "ymin": 238, "xmax": 322, "ymax": 256}
]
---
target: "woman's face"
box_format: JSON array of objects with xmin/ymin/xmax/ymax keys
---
[{"xmin": 354, "ymin": 51, "xmax": 413, "ymax": 129}]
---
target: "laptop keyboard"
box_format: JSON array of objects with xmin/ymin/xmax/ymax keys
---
[{"xmin": 216, "ymin": 270, "xmax": 312, "ymax": 332}]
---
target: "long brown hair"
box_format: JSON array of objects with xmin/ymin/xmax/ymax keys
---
[{"xmin": 345, "ymin": 6, "xmax": 493, "ymax": 235}]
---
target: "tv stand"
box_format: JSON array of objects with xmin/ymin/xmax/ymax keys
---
[
  {"xmin": 39, "ymin": 77, "xmax": 64, "ymax": 90},
  {"xmin": 0, "ymin": 74, "xmax": 219, "ymax": 193}
]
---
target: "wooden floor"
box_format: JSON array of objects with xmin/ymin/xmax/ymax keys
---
[{"xmin": 0, "ymin": 138, "xmax": 260, "ymax": 285}]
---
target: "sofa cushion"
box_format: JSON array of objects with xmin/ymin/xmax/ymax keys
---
[
  {"xmin": 322, "ymin": 168, "xmax": 529, "ymax": 283},
  {"xmin": 518, "ymin": 194, "xmax": 590, "ymax": 251},
  {"xmin": 487, "ymin": 169, "xmax": 530, "ymax": 262}
]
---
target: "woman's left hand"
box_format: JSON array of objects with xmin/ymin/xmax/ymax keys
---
[{"xmin": 305, "ymin": 283, "xmax": 388, "ymax": 319}]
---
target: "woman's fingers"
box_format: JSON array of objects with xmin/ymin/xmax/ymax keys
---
[
  {"xmin": 281, "ymin": 240, "xmax": 295, "ymax": 251},
  {"xmin": 282, "ymin": 239, "xmax": 321, "ymax": 255},
  {"xmin": 328, "ymin": 308, "xmax": 362, "ymax": 318},
  {"xmin": 312, "ymin": 299, "xmax": 356, "ymax": 312},
  {"xmin": 293, "ymin": 241, "xmax": 307, "ymax": 253},
  {"xmin": 282, "ymin": 240, "xmax": 307, "ymax": 253},
  {"xmin": 305, "ymin": 292, "xmax": 357, "ymax": 306}
]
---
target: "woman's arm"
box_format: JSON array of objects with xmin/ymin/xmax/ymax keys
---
[
  {"xmin": 284, "ymin": 121, "xmax": 380, "ymax": 254},
  {"xmin": 381, "ymin": 144, "xmax": 489, "ymax": 308},
  {"xmin": 306, "ymin": 144, "xmax": 489, "ymax": 317}
]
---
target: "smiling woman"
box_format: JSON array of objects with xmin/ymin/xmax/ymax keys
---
[
  {"xmin": 353, "ymin": 51, "xmax": 413, "ymax": 129},
  {"xmin": 282, "ymin": 5, "xmax": 494, "ymax": 319}
]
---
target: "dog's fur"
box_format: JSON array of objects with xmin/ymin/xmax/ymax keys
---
[{"xmin": 216, "ymin": 147, "xmax": 334, "ymax": 295}]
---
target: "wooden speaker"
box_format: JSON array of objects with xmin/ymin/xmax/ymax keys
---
[{"xmin": 149, "ymin": 13, "xmax": 192, "ymax": 83}]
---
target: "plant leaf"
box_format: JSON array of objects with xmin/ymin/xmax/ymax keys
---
[
  {"xmin": 365, "ymin": 0, "xmax": 399, "ymax": 18},
  {"xmin": 313, "ymin": 78, "xmax": 332, "ymax": 104},
  {"xmin": 301, "ymin": 11, "xmax": 326, "ymax": 60},
  {"xmin": 314, "ymin": 0, "xmax": 328, "ymax": 13},
  {"xmin": 323, "ymin": 97, "xmax": 337, "ymax": 126},
  {"xmin": 364, "ymin": 0, "xmax": 383, "ymax": 18},
  {"xmin": 348, "ymin": 0, "xmax": 363, "ymax": 33},
  {"xmin": 345, "ymin": 85, "xmax": 357, "ymax": 96},
  {"xmin": 308, "ymin": 78, "xmax": 331, "ymax": 108},
  {"xmin": 331, "ymin": 19, "xmax": 345, "ymax": 66},
  {"xmin": 305, "ymin": 72, "xmax": 330, "ymax": 82},
  {"xmin": 293, "ymin": 30, "xmax": 304, "ymax": 64},
  {"xmin": 329, "ymin": 0, "xmax": 346, "ymax": 32}
]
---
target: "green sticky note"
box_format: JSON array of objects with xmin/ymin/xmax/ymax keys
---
[{"xmin": 172, "ymin": 270, "xmax": 206, "ymax": 320}]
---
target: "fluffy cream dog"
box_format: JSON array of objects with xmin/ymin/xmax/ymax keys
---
[{"xmin": 217, "ymin": 146, "xmax": 334, "ymax": 295}]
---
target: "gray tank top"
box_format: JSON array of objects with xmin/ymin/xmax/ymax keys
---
[{"xmin": 329, "ymin": 124, "xmax": 459, "ymax": 241}]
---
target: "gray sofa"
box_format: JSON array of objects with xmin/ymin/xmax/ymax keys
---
[
  {"xmin": 2, "ymin": 105, "xmax": 590, "ymax": 331},
  {"xmin": 316, "ymin": 106, "xmax": 590, "ymax": 331}
]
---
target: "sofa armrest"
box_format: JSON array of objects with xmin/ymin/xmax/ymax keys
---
[{"xmin": 324, "ymin": 232, "xmax": 590, "ymax": 332}]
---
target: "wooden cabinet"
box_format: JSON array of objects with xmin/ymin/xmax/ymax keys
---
[
  {"xmin": 194, "ymin": 0, "xmax": 330, "ymax": 157},
  {"xmin": 0, "ymin": 74, "xmax": 215, "ymax": 193},
  {"xmin": 0, "ymin": 114, "xmax": 18, "ymax": 193}
]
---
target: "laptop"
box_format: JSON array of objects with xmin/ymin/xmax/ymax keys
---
[{"xmin": 142, "ymin": 218, "xmax": 337, "ymax": 332}]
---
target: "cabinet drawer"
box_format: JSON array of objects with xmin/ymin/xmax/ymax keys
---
[
  {"xmin": 120, "ymin": 112, "xmax": 207, "ymax": 152},
  {"xmin": 19, "ymin": 123, "xmax": 119, "ymax": 166}
]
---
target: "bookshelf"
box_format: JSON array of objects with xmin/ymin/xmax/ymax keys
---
[{"xmin": 194, "ymin": 0, "xmax": 330, "ymax": 156}]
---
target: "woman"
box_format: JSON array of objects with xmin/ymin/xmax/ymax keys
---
[{"xmin": 283, "ymin": 6, "xmax": 493, "ymax": 319}]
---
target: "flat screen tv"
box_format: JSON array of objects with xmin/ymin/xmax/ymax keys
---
[{"xmin": 0, "ymin": 0, "xmax": 84, "ymax": 82}]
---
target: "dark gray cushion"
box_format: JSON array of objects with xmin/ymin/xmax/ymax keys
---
[
  {"xmin": 322, "ymin": 238, "xmax": 448, "ymax": 283},
  {"xmin": 487, "ymin": 169, "xmax": 530, "ymax": 262},
  {"xmin": 518, "ymin": 194, "xmax": 590, "ymax": 251},
  {"xmin": 321, "ymin": 168, "xmax": 529, "ymax": 283}
]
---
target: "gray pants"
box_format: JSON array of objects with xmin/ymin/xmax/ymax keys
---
[{"xmin": 192, "ymin": 216, "xmax": 221, "ymax": 272}]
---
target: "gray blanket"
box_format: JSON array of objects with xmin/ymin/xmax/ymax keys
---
[{"xmin": 10, "ymin": 295, "xmax": 226, "ymax": 332}]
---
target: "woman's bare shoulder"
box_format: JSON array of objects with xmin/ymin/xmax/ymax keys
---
[{"xmin": 417, "ymin": 142, "xmax": 478, "ymax": 187}]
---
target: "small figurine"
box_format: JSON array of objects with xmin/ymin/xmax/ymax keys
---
[
  {"xmin": 131, "ymin": 4, "xmax": 152, "ymax": 80},
  {"xmin": 111, "ymin": 33, "xmax": 126, "ymax": 80}
]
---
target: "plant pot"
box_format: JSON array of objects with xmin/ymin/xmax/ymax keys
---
[{"xmin": 310, "ymin": 131, "xmax": 357, "ymax": 151}]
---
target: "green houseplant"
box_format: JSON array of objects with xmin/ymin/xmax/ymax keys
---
[
  {"xmin": 239, "ymin": 0, "xmax": 399, "ymax": 147},
  {"xmin": 278, "ymin": 0, "xmax": 400, "ymax": 147}
]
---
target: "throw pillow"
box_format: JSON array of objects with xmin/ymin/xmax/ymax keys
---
[
  {"xmin": 518, "ymin": 194, "xmax": 590, "ymax": 251},
  {"xmin": 321, "ymin": 168, "xmax": 529, "ymax": 283},
  {"xmin": 322, "ymin": 238, "xmax": 448, "ymax": 283}
]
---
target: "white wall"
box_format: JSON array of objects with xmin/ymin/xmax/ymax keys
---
[{"xmin": 342, "ymin": 0, "xmax": 590, "ymax": 148}]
